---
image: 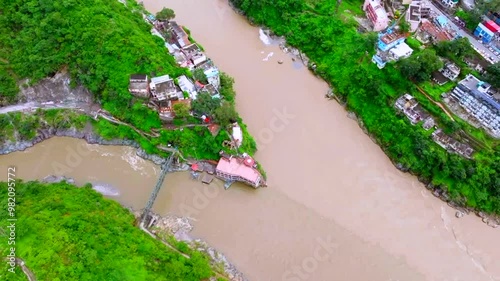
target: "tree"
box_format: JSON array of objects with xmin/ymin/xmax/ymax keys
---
[
  {"xmin": 214, "ymin": 101, "xmax": 238, "ymax": 127},
  {"xmin": 191, "ymin": 93, "xmax": 220, "ymax": 116},
  {"xmin": 400, "ymin": 57, "xmax": 422, "ymax": 80},
  {"xmin": 173, "ymin": 102, "xmax": 191, "ymax": 119},
  {"xmin": 484, "ymin": 62, "xmax": 500, "ymax": 88},
  {"xmin": 399, "ymin": 20, "xmax": 410, "ymax": 34},
  {"xmin": 435, "ymin": 37, "xmax": 473, "ymax": 59},
  {"xmin": 156, "ymin": 8, "xmax": 175, "ymax": 21},
  {"xmin": 192, "ymin": 68, "xmax": 208, "ymax": 84},
  {"xmin": 219, "ymin": 72, "xmax": 236, "ymax": 103},
  {"xmin": 399, "ymin": 49, "xmax": 443, "ymax": 82}
]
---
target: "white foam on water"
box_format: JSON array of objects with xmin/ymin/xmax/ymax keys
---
[
  {"xmin": 120, "ymin": 148, "xmax": 149, "ymax": 175},
  {"xmin": 83, "ymin": 143, "xmax": 115, "ymax": 157},
  {"xmin": 262, "ymin": 52, "xmax": 274, "ymax": 61},
  {"xmin": 92, "ymin": 184, "xmax": 120, "ymax": 197},
  {"xmin": 259, "ymin": 28, "xmax": 272, "ymax": 45},
  {"xmin": 442, "ymin": 207, "xmax": 496, "ymax": 280}
]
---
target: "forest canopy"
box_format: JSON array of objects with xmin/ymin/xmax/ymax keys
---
[
  {"xmin": 0, "ymin": 181, "xmax": 215, "ymax": 281},
  {"xmin": 0, "ymin": 0, "xmax": 188, "ymax": 131}
]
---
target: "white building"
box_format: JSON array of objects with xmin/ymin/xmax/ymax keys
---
[
  {"xmin": 232, "ymin": 124, "xmax": 243, "ymax": 147},
  {"xmin": 177, "ymin": 75, "xmax": 198, "ymax": 100},
  {"xmin": 204, "ymin": 67, "xmax": 220, "ymax": 89},
  {"xmin": 441, "ymin": 62, "xmax": 460, "ymax": 81},
  {"xmin": 389, "ymin": 42, "xmax": 413, "ymax": 59},
  {"xmin": 440, "ymin": 0, "xmax": 458, "ymax": 8},
  {"xmin": 451, "ymin": 75, "xmax": 500, "ymax": 138},
  {"xmin": 406, "ymin": 0, "xmax": 431, "ymax": 32},
  {"xmin": 150, "ymin": 75, "xmax": 183, "ymax": 101}
]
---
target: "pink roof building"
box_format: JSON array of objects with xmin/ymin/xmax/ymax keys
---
[
  {"xmin": 363, "ymin": 0, "xmax": 390, "ymax": 31},
  {"xmin": 215, "ymin": 155, "xmax": 262, "ymax": 188}
]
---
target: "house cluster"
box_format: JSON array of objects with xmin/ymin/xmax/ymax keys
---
[
  {"xmin": 405, "ymin": 0, "xmax": 431, "ymax": 32},
  {"xmin": 474, "ymin": 19, "xmax": 500, "ymax": 44},
  {"xmin": 372, "ymin": 29, "xmax": 414, "ymax": 68},
  {"xmin": 415, "ymin": 15, "xmax": 457, "ymax": 44},
  {"xmin": 395, "ymin": 94, "xmax": 435, "ymax": 129},
  {"xmin": 395, "ymin": 94, "xmax": 474, "ymax": 158},
  {"xmin": 137, "ymin": 14, "xmax": 264, "ymax": 188},
  {"xmin": 450, "ymin": 74, "xmax": 500, "ymax": 138},
  {"xmin": 128, "ymin": 19, "xmax": 222, "ymax": 120},
  {"xmin": 431, "ymin": 61, "xmax": 461, "ymax": 86}
]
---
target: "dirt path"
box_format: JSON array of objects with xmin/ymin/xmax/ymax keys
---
[
  {"xmin": 3, "ymin": 257, "xmax": 37, "ymax": 281},
  {"xmin": 415, "ymin": 85, "xmax": 456, "ymax": 121}
]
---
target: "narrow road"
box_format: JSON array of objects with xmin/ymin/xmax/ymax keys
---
[
  {"xmin": 0, "ymin": 102, "xmax": 87, "ymax": 115},
  {"xmin": 428, "ymin": 1, "xmax": 499, "ymax": 64}
]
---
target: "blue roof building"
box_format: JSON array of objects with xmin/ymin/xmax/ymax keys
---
[
  {"xmin": 377, "ymin": 30, "xmax": 406, "ymax": 52},
  {"xmin": 474, "ymin": 22, "xmax": 496, "ymax": 43},
  {"xmin": 435, "ymin": 15, "xmax": 448, "ymax": 28}
]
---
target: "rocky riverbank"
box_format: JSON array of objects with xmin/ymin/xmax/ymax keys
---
[
  {"xmin": 227, "ymin": 2, "xmax": 500, "ymax": 230},
  {"xmin": 37, "ymin": 175, "xmax": 244, "ymax": 280},
  {"xmin": 352, "ymin": 109, "xmax": 499, "ymax": 228},
  {"xmin": 0, "ymin": 124, "xmax": 132, "ymax": 155},
  {"xmin": 138, "ymin": 212, "xmax": 248, "ymax": 281},
  {"xmin": 0, "ymin": 123, "xmax": 182, "ymax": 167}
]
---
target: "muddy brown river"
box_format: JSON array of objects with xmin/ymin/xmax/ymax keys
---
[{"xmin": 1, "ymin": 1, "xmax": 499, "ymax": 280}]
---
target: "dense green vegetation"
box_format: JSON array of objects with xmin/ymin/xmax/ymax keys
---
[
  {"xmin": 400, "ymin": 49, "xmax": 443, "ymax": 82},
  {"xmin": 0, "ymin": 109, "xmax": 88, "ymax": 143},
  {"xmin": 230, "ymin": 0, "xmax": 500, "ymax": 213},
  {"xmin": 0, "ymin": 0, "xmax": 259, "ymax": 162},
  {"xmin": 484, "ymin": 63, "xmax": 500, "ymax": 88},
  {"xmin": 0, "ymin": 181, "xmax": 219, "ymax": 281}
]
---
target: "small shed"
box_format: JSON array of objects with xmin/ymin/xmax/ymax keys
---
[{"xmin": 202, "ymin": 174, "xmax": 214, "ymax": 184}]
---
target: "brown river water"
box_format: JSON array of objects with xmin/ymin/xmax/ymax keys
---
[{"xmin": 1, "ymin": 0, "xmax": 499, "ymax": 280}]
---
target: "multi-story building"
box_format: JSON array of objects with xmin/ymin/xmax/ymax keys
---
[
  {"xmin": 474, "ymin": 20, "xmax": 500, "ymax": 44},
  {"xmin": 150, "ymin": 75, "xmax": 183, "ymax": 101},
  {"xmin": 441, "ymin": 62, "xmax": 460, "ymax": 81},
  {"xmin": 406, "ymin": 0, "xmax": 431, "ymax": 32},
  {"xmin": 169, "ymin": 21, "xmax": 190, "ymax": 48},
  {"xmin": 451, "ymin": 75, "xmax": 500, "ymax": 138},
  {"xmin": 128, "ymin": 74, "xmax": 150, "ymax": 98},
  {"xmin": 215, "ymin": 153, "xmax": 263, "ymax": 188},
  {"xmin": 363, "ymin": 0, "xmax": 389, "ymax": 31},
  {"xmin": 439, "ymin": 0, "xmax": 458, "ymax": 9}
]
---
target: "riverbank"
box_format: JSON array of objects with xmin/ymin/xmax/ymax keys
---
[
  {"xmin": 0, "ymin": 0, "xmax": 264, "ymax": 170},
  {"xmin": 227, "ymin": 0, "xmax": 500, "ymax": 217},
  {"xmin": 137, "ymin": 211, "xmax": 248, "ymax": 281},
  {"xmin": 0, "ymin": 179, "xmax": 231, "ymax": 280},
  {"xmin": 41, "ymin": 175, "xmax": 246, "ymax": 280},
  {"xmin": 38, "ymin": 175, "xmax": 247, "ymax": 280},
  {"xmin": 254, "ymin": 25, "xmax": 500, "ymax": 228}
]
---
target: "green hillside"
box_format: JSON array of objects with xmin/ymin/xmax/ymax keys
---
[
  {"xmin": 230, "ymin": 0, "xmax": 500, "ymax": 213},
  {"xmin": 0, "ymin": 181, "xmax": 216, "ymax": 281}
]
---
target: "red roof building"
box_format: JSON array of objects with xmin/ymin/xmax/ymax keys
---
[
  {"xmin": 191, "ymin": 163, "xmax": 198, "ymax": 171},
  {"xmin": 483, "ymin": 20, "xmax": 500, "ymax": 33}
]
